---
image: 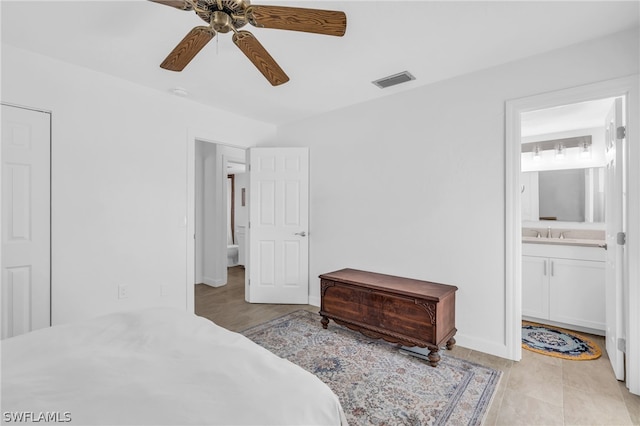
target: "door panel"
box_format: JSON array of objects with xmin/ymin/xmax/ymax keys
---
[
  {"xmin": 604, "ymin": 98, "xmax": 625, "ymax": 380},
  {"xmin": 2, "ymin": 105, "xmax": 51, "ymax": 339},
  {"xmin": 549, "ymin": 258, "xmax": 606, "ymax": 330},
  {"xmin": 248, "ymin": 147, "xmax": 309, "ymax": 304},
  {"xmin": 3, "ymin": 266, "xmax": 32, "ymax": 336},
  {"xmin": 522, "ymin": 256, "xmax": 549, "ymax": 319}
]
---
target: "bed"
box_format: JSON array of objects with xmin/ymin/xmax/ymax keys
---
[{"xmin": 1, "ymin": 307, "xmax": 347, "ymax": 425}]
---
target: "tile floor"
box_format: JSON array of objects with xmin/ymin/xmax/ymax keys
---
[{"xmin": 195, "ymin": 266, "xmax": 639, "ymax": 426}]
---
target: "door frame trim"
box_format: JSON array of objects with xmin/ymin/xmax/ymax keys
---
[{"xmin": 505, "ymin": 75, "xmax": 640, "ymax": 394}]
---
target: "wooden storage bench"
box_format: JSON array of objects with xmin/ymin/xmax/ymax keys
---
[{"xmin": 319, "ymin": 268, "xmax": 458, "ymax": 367}]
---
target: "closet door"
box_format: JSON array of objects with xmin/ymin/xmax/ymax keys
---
[{"xmin": 1, "ymin": 105, "xmax": 51, "ymax": 339}]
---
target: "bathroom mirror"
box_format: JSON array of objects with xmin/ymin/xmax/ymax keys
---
[{"xmin": 521, "ymin": 167, "xmax": 605, "ymax": 223}]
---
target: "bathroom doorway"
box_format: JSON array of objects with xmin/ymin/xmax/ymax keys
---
[
  {"xmin": 519, "ymin": 96, "xmax": 619, "ymax": 360},
  {"xmin": 194, "ymin": 141, "xmax": 247, "ymax": 292},
  {"xmin": 505, "ymin": 76, "xmax": 639, "ymax": 394},
  {"xmin": 226, "ymin": 161, "xmax": 248, "ymax": 270}
]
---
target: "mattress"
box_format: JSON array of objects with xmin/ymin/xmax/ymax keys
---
[{"xmin": 1, "ymin": 307, "xmax": 347, "ymax": 425}]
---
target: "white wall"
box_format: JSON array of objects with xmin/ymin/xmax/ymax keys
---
[
  {"xmin": 1, "ymin": 45, "xmax": 276, "ymax": 325},
  {"xmin": 270, "ymin": 28, "xmax": 639, "ymax": 358},
  {"xmin": 195, "ymin": 141, "xmax": 225, "ymax": 286}
]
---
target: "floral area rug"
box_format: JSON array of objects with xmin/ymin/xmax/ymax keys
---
[
  {"xmin": 242, "ymin": 310, "xmax": 502, "ymax": 426},
  {"xmin": 522, "ymin": 321, "xmax": 601, "ymax": 360}
]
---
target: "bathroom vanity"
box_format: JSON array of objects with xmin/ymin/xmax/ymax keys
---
[
  {"xmin": 522, "ymin": 230, "xmax": 606, "ymax": 333},
  {"xmin": 319, "ymin": 268, "xmax": 457, "ymax": 367}
]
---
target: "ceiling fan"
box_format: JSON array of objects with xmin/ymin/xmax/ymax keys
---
[{"xmin": 149, "ymin": 0, "xmax": 347, "ymax": 86}]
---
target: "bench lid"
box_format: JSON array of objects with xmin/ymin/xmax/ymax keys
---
[{"xmin": 319, "ymin": 268, "xmax": 457, "ymax": 300}]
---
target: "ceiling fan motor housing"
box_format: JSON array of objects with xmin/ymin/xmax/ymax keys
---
[{"xmin": 196, "ymin": 0, "xmax": 250, "ymax": 30}]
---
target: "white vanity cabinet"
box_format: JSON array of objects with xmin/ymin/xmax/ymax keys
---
[
  {"xmin": 522, "ymin": 242, "xmax": 606, "ymax": 332},
  {"xmin": 522, "ymin": 256, "xmax": 550, "ymax": 319}
]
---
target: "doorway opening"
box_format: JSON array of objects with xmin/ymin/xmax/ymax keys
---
[
  {"xmin": 505, "ymin": 76, "xmax": 639, "ymax": 395},
  {"xmin": 226, "ymin": 161, "xmax": 248, "ymax": 270},
  {"xmin": 519, "ymin": 97, "xmax": 618, "ymax": 337},
  {"xmin": 193, "ymin": 140, "xmax": 247, "ymax": 296},
  {"xmin": 187, "ymin": 143, "xmax": 311, "ymax": 312}
]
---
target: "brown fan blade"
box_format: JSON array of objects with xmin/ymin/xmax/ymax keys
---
[
  {"xmin": 148, "ymin": 0, "xmax": 192, "ymax": 11},
  {"xmin": 232, "ymin": 30, "xmax": 289, "ymax": 86},
  {"xmin": 160, "ymin": 27, "xmax": 215, "ymax": 72},
  {"xmin": 246, "ymin": 6, "xmax": 346, "ymax": 37}
]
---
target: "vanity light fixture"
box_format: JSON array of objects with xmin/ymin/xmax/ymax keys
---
[
  {"xmin": 521, "ymin": 135, "xmax": 591, "ymax": 158},
  {"xmin": 532, "ymin": 145, "xmax": 541, "ymax": 161},
  {"xmin": 580, "ymin": 141, "xmax": 592, "ymax": 159}
]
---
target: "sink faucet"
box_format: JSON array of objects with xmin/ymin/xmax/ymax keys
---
[{"xmin": 547, "ymin": 227, "xmax": 552, "ymax": 238}]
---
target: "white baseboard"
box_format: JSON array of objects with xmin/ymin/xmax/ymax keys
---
[
  {"xmin": 203, "ymin": 277, "xmax": 226, "ymax": 288},
  {"xmin": 454, "ymin": 333, "xmax": 511, "ymax": 360},
  {"xmin": 308, "ymin": 295, "xmax": 320, "ymax": 307}
]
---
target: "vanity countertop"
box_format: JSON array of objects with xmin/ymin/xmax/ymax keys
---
[
  {"xmin": 522, "ymin": 228, "xmax": 606, "ymax": 248},
  {"xmin": 522, "ymin": 236, "xmax": 606, "ymax": 248}
]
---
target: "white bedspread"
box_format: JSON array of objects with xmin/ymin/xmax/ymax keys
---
[{"xmin": 1, "ymin": 308, "xmax": 347, "ymax": 425}]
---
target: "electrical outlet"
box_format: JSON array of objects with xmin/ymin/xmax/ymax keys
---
[
  {"xmin": 118, "ymin": 285, "xmax": 129, "ymax": 299},
  {"xmin": 160, "ymin": 285, "xmax": 168, "ymax": 297}
]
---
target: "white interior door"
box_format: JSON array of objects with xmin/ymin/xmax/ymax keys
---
[
  {"xmin": 247, "ymin": 147, "xmax": 309, "ymax": 304},
  {"xmin": 1, "ymin": 104, "xmax": 51, "ymax": 339},
  {"xmin": 604, "ymin": 97, "xmax": 625, "ymax": 380}
]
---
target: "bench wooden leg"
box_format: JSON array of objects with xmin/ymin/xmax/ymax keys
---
[
  {"xmin": 320, "ymin": 316, "xmax": 329, "ymax": 329},
  {"xmin": 446, "ymin": 337, "xmax": 456, "ymax": 350}
]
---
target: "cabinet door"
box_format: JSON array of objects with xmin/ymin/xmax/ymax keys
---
[
  {"xmin": 522, "ymin": 256, "xmax": 549, "ymax": 319},
  {"xmin": 549, "ymin": 259, "xmax": 605, "ymax": 331}
]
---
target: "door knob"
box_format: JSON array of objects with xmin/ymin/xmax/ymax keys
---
[{"xmin": 294, "ymin": 231, "xmax": 306, "ymax": 237}]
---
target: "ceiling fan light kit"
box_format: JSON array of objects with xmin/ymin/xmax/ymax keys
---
[{"xmin": 150, "ymin": 0, "xmax": 347, "ymax": 86}]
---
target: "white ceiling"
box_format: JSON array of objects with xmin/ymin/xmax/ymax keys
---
[
  {"xmin": 521, "ymin": 97, "xmax": 617, "ymax": 137},
  {"xmin": 2, "ymin": 1, "xmax": 639, "ymax": 126}
]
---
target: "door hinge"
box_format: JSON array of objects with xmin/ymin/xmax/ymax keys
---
[
  {"xmin": 618, "ymin": 337, "xmax": 626, "ymax": 353},
  {"xmin": 617, "ymin": 232, "xmax": 626, "ymax": 246},
  {"xmin": 617, "ymin": 126, "xmax": 626, "ymax": 140}
]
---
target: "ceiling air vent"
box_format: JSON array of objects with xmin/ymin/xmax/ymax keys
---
[{"xmin": 372, "ymin": 71, "xmax": 415, "ymax": 89}]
